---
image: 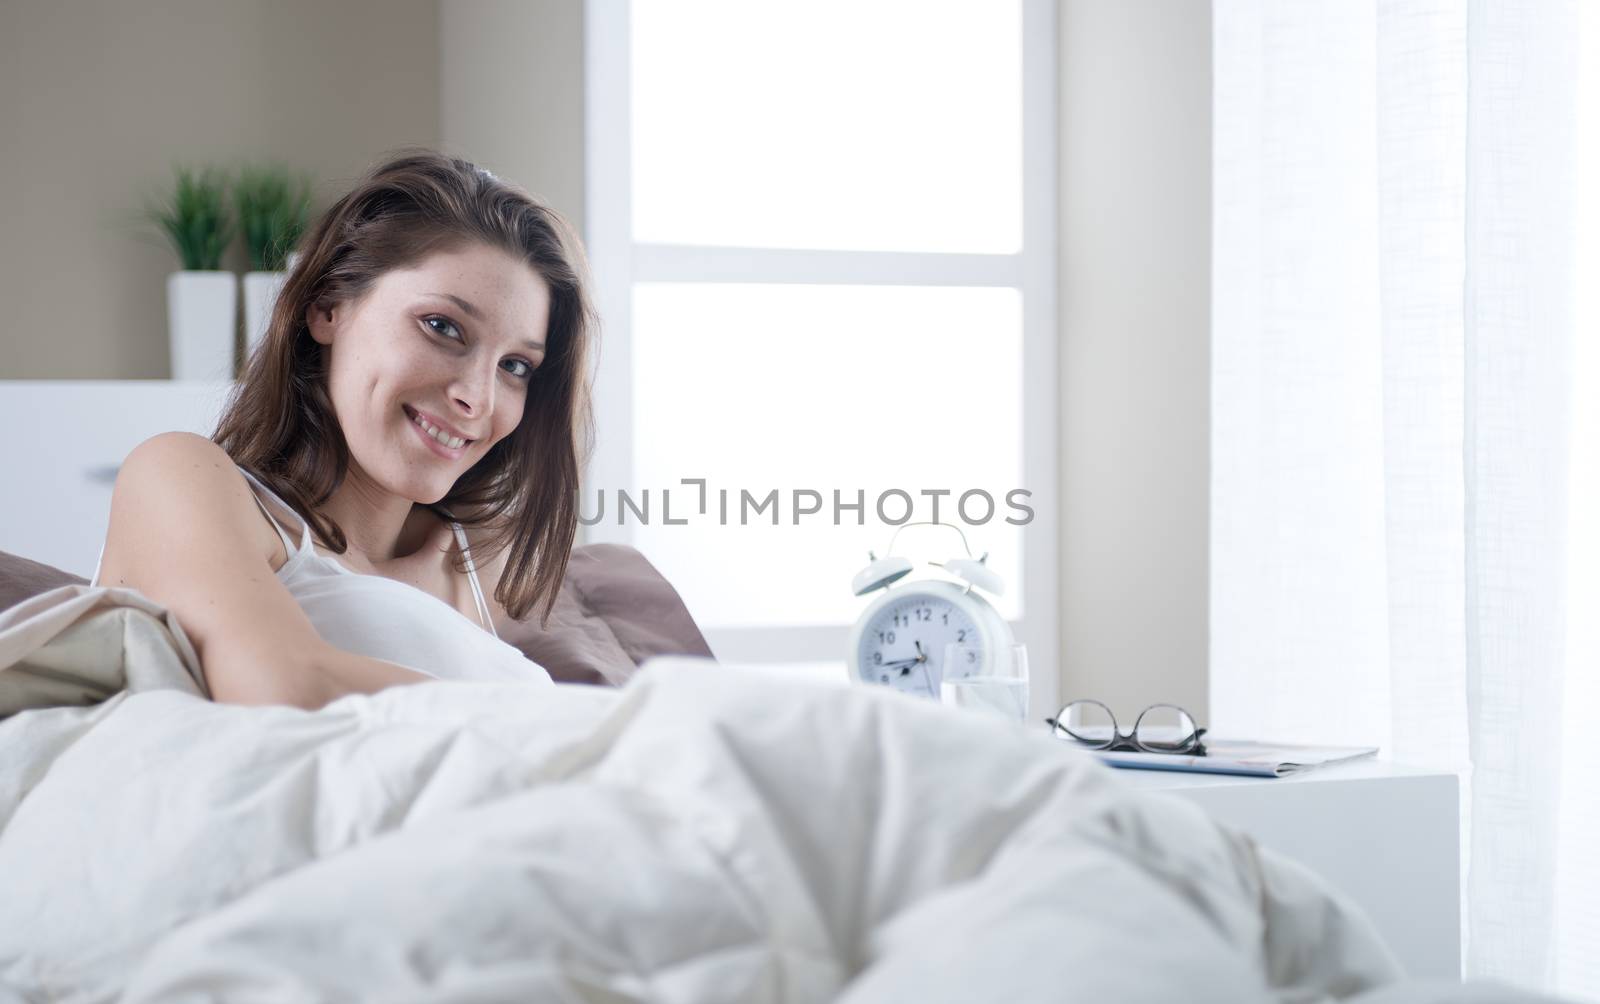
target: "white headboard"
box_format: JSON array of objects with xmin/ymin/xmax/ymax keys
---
[{"xmin": 0, "ymin": 381, "xmax": 232, "ymax": 577}]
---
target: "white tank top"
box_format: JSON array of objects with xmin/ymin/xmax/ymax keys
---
[{"xmin": 94, "ymin": 467, "xmax": 552, "ymax": 687}]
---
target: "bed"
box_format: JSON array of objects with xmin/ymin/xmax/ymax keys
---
[{"xmin": 0, "ymin": 550, "xmax": 1568, "ymax": 1003}]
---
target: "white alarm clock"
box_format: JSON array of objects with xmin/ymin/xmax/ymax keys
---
[{"xmin": 845, "ymin": 522, "xmax": 1015, "ymax": 699}]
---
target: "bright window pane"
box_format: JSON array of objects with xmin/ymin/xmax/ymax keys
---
[
  {"xmin": 629, "ymin": 283, "xmax": 1025, "ymax": 629},
  {"xmin": 630, "ymin": 0, "xmax": 1023, "ymax": 253},
  {"xmin": 1556, "ymin": 2, "xmax": 1600, "ymax": 995}
]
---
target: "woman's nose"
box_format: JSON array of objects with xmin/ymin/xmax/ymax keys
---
[{"xmin": 450, "ymin": 364, "xmax": 497, "ymax": 419}]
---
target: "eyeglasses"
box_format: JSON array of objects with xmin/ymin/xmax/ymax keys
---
[{"xmin": 1045, "ymin": 699, "xmax": 1207, "ymax": 755}]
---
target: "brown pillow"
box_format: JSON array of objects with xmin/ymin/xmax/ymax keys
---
[
  {"xmin": 0, "ymin": 551, "xmax": 87, "ymax": 612},
  {"xmin": 496, "ymin": 543, "xmax": 714, "ymax": 686}
]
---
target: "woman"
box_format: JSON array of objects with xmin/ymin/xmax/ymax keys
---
[{"xmin": 94, "ymin": 150, "xmax": 594, "ymax": 710}]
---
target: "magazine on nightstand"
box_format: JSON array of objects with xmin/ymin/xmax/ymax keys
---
[{"xmin": 1088, "ymin": 740, "xmax": 1379, "ymax": 778}]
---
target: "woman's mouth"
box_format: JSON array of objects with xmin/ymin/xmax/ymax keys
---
[{"xmin": 403, "ymin": 405, "xmax": 472, "ymax": 459}]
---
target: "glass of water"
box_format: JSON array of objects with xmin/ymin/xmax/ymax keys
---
[{"xmin": 940, "ymin": 643, "xmax": 1029, "ymax": 723}]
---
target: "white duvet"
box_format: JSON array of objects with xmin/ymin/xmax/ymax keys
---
[{"xmin": 0, "ymin": 660, "xmax": 1543, "ymax": 1003}]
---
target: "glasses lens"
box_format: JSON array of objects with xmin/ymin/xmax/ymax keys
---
[
  {"xmin": 1132, "ymin": 705, "xmax": 1200, "ymax": 752},
  {"xmin": 1053, "ymin": 700, "xmax": 1116, "ymax": 749}
]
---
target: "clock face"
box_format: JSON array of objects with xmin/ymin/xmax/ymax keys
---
[{"xmin": 853, "ymin": 589, "xmax": 985, "ymax": 699}]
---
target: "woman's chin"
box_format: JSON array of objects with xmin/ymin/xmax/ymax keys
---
[
  {"xmin": 412, "ymin": 476, "xmax": 457, "ymax": 506},
  {"xmin": 373, "ymin": 466, "xmax": 456, "ymax": 507}
]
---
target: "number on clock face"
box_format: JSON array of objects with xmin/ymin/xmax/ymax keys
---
[{"xmin": 856, "ymin": 595, "xmax": 982, "ymax": 698}]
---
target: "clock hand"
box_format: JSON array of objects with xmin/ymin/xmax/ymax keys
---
[
  {"xmin": 886, "ymin": 642, "xmax": 930, "ymax": 671},
  {"xmin": 914, "ymin": 640, "xmax": 939, "ymax": 695},
  {"xmin": 879, "ymin": 656, "xmax": 922, "ymax": 670}
]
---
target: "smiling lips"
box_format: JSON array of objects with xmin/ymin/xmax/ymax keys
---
[{"xmin": 404, "ymin": 405, "xmax": 474, "ymax": 457}]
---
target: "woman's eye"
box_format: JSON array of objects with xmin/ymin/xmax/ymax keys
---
[
  {"xmin": 425, "ymin": 316, "xmax": 463, "ymax": 342},
  {"xmin": 502, "ymin": 358, "xmax": 535, "ymax": 380}
]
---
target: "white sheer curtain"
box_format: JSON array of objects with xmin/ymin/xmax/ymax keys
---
[{"xmin": 1212, "ymin": 0, "xmax": 1597, "ymax": 996}]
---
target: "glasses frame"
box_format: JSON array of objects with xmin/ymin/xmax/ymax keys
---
[{"xmin": 1045, "ymin": 699, "xmax": 1208, "ymax": 755}]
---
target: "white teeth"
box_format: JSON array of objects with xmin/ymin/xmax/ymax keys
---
[{"xmin": 409, "ymin": 410, "xmax": 467, "ymax": 451}]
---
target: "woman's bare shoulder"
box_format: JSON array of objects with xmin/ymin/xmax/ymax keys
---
[
  {"xmin": 106, "ymin": 432, "xmax": 282, "ymax": 572},
  {"xmin": 120, "ymin": 430, "xmax": 229, "ymax": 474}
]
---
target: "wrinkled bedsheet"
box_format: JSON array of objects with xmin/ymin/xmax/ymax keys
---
[{"xmin": 0, "ymin": 654, "xmax": 1430, "ymax": 1004}]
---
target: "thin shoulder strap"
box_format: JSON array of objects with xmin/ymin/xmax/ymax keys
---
[
  {"xmin": 236, "ymin": 467, "xmax": 314, "ymax": 557},
  {"xmin": 451, "ymin": 522, "xmax": 499, "ymax": 638}
]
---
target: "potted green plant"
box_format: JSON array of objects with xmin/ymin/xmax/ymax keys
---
[
  {"xmin": 152, "ymin": 166, "xmax": 235, "ymax": 381},
  {"xmin": 236, "ymin": 165, "xmax": 313, "ymax": 358}
]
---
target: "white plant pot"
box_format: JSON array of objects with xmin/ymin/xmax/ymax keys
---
[
  {"xmin": 242, "ymin": 271, "xmax": 288, "ymax": 362},
  {"xmin": 167, "ymin": 271, "xmax": 238, "ymax": 381}
]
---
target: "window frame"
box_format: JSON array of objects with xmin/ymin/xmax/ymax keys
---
[{"xmin": 583, "ymin": 0, "xmax": 1059, "ymax": 716}]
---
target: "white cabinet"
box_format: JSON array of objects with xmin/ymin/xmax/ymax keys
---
[
  {"xmin": 1117, "ymin": 761, "xmax": 1461, "ymax": 982},
  {"xmin": 0, "ymin": 381, "xmax": 232, "ymax": 577}
]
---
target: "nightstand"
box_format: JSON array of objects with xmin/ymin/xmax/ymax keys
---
[{"xmin": 1113, "ymin": 760, "xmax": 1461, "ymax": 981}]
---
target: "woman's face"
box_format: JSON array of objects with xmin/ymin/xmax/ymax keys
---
[{"xmin": 307, "ymin": 242, "xmax": 552, "ymax": 505}]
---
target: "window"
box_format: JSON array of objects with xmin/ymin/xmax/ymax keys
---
[{"xmin": 584, "ymin": 0, "xmax": 1057, "ymax": 709}]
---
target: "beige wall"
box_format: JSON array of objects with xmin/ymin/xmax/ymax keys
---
[
  {"xmin": 0, "ymin": 0, "xmax": 440, "ymax": 379},
  {"xmin": 1057, "ymin": 0, "xmax": 1212, "ymax": 721},
  {"xmin": 439, "ymin": 0, "xmax": 586, "ymax": 241}
]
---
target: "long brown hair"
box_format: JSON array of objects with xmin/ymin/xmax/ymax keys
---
[{"xmin": 213, "ymin": 149, "xmax": 596, "ymax": 623}]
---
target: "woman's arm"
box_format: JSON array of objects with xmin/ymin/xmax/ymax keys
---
[{"xmin": 98, "ymin": 432, "xmax": 431, "ymax": 710}]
